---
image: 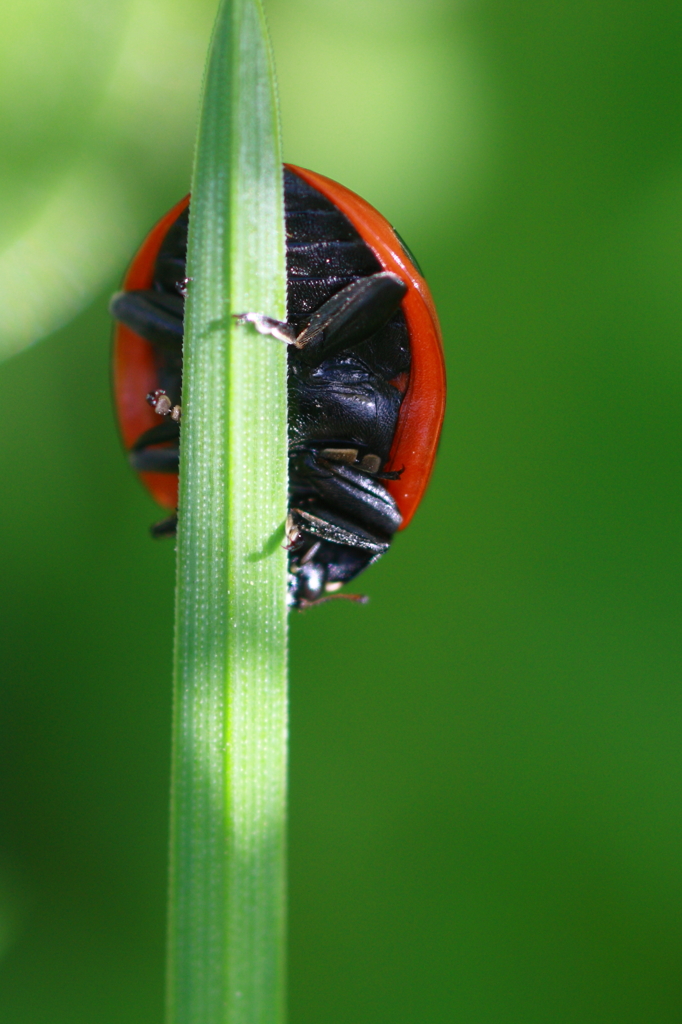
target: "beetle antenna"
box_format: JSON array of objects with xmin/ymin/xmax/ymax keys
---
[{"xmin": 298, "ymin": 592, "xmax": 368, "ymax": 611}]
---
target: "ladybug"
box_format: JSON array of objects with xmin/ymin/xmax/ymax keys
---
[{"xmin": 111, "ymin": 165, "xmax": 445, "ymax": 608}]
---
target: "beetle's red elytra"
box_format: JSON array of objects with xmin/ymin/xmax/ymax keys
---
[{"xmin": 113, "ymin": 194, "xmax": 189, "ymax": 512}]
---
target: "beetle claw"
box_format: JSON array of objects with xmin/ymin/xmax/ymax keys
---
[
  {"xmin": 233, "ymin": 312, "xmax": 297, "ymax": 345},
  {"xmin": 146, "ymin": 389, "xmax": 181, "ymax": 421}
]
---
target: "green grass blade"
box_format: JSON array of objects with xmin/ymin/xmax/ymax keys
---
[{"xmin": 167, "ymin": 0, "xmax": 288, "ymax": 1021}]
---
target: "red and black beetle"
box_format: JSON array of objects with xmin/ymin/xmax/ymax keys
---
[{"xmin": 111, "ymin": 165, "xmax": 445, "ymax": 608}]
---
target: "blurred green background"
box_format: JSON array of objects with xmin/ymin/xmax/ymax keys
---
[{"xmin": 1, "ymin": 0, "xmax": 682, "ymax": 1020}]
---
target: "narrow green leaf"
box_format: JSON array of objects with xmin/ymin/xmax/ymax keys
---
[{"xmin": 168, "ymin": 0, "xmax": 288, "ymax": 1021}]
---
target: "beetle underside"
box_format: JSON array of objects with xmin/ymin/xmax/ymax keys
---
[{"xmin": 111, "ymin": 168, "xmax": 413, "ymax": 608}]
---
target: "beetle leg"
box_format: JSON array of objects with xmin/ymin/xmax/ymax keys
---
[
  {"xmin": 110, "ymin": 290, "xmax": 183, "ymax": 351},
  {"xmin": 151, "ymin": 514, "xmax": 178, "ymax": 538},
  {"xmin": 129, "ymin": 447, "xmax": 179, "ymax": 473},
  {"xmin": 288, "ymin": 505, "xmax": 390, "ymax": 553},
  {"xmin": 290, "ymin": 451, "xmax": 402, "ymax": 536},
  {"xmin": 233, "ymin": 272, "xmax": 407, "ymax": 367},
  {"xmin": 128, "ymin": 420, "xmax": 179, "ymax": 473},
  {"xmin": 293, "ymin": 272, "xmax": 407, "ymax": 366}
]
